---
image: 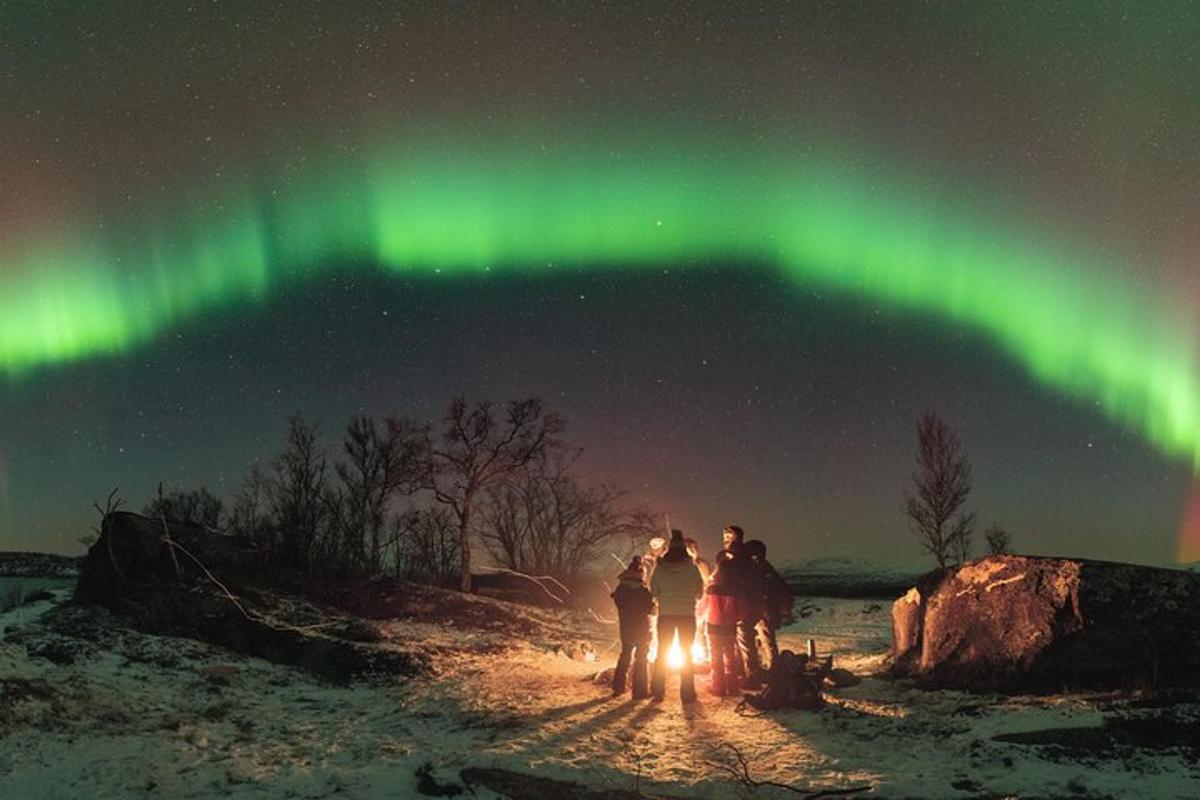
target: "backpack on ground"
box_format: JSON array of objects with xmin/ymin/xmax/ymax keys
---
[{"xmin": 741, "ymin": 650, "xmax": 825, "ymax": 711}]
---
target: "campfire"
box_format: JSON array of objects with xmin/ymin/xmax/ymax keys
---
[{"xmin": 654, "ymin": 630, "xmax": 709, "ymax": 671}]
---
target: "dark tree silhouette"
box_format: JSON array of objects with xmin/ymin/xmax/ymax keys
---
[
  {"xmin": 334, "ymin": 415, "xmax": 424, "ymax": 575},
  {"xmin": 904, "ymin": 412, "xmax": 976, "ymax": 569},
  {"xmin": 269, "ymin": 416, "xmax": 329, "ymax": 570},
  {"xmin": 144, "ymin": 484, "xmax": 224, "ymax": 528},
  {"xmin": 422, "ymin": 396, "xmax": 562, "ymax": 592},
  {"xmin": 985, "ymin": 525, "xmax": 1013, "ymax": 555},
  {"xmin": 392, "ymin": 506, "xmax": 460, "ymax": 584},
  {"xmin": 228, "ymin": 463, "xmax": 272, "ymax": 555},
  {"xmin": 479, "ymin": 448, "xmax": 658, "ymax": 583}
]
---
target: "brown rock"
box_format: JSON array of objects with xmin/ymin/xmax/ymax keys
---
[
  {"xmin": 890, "ymin": 586, "xmax": 923, "ymax": 672},
  {"xmin": 891, "ymin": 555, "xmax": 1200, "ymax": 692}
]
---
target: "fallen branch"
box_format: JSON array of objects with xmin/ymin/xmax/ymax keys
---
[
  {"xmin": 159, "ymin": 516, "xmax": 183, "ymax": 578},
  {"xmin": 159, "ymin": 536, "xmax": 337, "ymax": 634},
  {"xmin": 703, "ymin": 743, "xmax": 870, "ymax": 798},
  {"xmin": 586, "ymin": 607, "xmax": 617, "ymax": 625},
  {"xmin": 160, "ymin": 536, "xmax": 252, "ymax": 619},
  {"xmin": 475, "ymin": 566, "xmax": 570, "ymax": 604}
]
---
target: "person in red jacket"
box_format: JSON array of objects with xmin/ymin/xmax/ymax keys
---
[
  {"xmin": 703, "ymin": 552, "xmax": 745, "ymax": 696},
  {"xmin": 610, "ymin": 557, "xmax": 655, "ymax": 698},
  {"xmin": 721, "ymin": 523, "xmax": 765, "ymax": 685}
]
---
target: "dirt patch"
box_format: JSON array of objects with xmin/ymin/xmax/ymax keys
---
[
  {"xmin": 323, "ymin": 577, "xmax": 606, "ymax": 644},
  {"xmin": 461, "ymin": 766, "xmax": 691, "ymax": 800},
  {"xmin": 994, "ymin": 716, "xmax": 1200, "ymax": 757}
]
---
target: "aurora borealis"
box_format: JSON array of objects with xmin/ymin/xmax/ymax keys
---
[
  {"xmin": 3, "ymin": 3, "xmax": 1199, "ymax": 564},
  {"xmin": 5, "ymin": 139, "xmax": 1200, "ymax": 467}
]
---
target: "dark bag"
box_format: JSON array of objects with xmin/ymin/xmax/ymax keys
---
[{"xmin": 742, "ymin": 650, "xmax": 825, "ymax": 711}]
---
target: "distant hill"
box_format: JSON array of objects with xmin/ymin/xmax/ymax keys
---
[
  {"xmin": 0, "ymin": 551, "xmax": 82, "ymax": 578},
  {"xmin": 779, "ymin": 557, "xmax": 923, "ymax": 599}
]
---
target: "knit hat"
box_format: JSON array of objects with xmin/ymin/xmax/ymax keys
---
[
  {"xmin": 668, "ymin": 528, "xmax": 687, "ymax": 553},
  {"xmin": 618, "ymin": 557, "xmax": 645, "ymax": 583}
]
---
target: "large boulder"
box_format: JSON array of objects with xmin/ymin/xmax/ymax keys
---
[
  {"xmin": 73, "ymin": 512, "xmax": 427, "ymax": 682},
  {"xmin": 891, "ymin": 555, "xmax": 1200, "ymax": 692}
]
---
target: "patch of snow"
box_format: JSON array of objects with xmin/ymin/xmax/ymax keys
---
[{"xmin": 1, "ymin": 595, "xmax": 1197, "ymax": 798}]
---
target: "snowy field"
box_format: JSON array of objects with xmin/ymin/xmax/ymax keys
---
[{"xmin": 2, "ymin": 590, "xmax": 1198, "ymax": 799}]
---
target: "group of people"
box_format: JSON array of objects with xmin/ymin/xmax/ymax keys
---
[{"xmin": 610, "ymin": 524, "xmax": 793, "ymax": 703}]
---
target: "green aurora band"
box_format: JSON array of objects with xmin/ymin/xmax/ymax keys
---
[{"xmin": 3, "ymin": 139, "xmax": 1198, "ymax": 482}]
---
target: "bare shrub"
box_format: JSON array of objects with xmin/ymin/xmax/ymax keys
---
[
  {"xmin": 985, "ymin": 525, "xmax": 1013, "ymax": 555},
  {"xmin": 144, "ymin": 484, "xmax": 224, "ymax": 528}
]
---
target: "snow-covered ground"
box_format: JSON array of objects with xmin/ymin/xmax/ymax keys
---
[
  {"xmin": 779, "ymin": 558, "xmax": 922, "ymax": 598},
  {"xmin": 2, "ymin": 592, "xmax": 1198, "ymax": 798}
]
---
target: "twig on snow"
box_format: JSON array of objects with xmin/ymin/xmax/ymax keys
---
[{"xmin": 703, "ymin": 742, "xmax": 871, "ymax": 798}]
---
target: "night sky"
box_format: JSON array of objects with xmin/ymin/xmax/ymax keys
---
[{"xmin": 2, "ymin": 3, "xmax": 1198, "ymax": 566}]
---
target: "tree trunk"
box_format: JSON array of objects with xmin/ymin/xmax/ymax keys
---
[{"xmin": 459, "ymin": 504, "xmax": 473, "ymax": 593}]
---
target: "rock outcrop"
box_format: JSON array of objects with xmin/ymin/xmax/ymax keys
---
[
  {"xmin": 891, "ymin": 555, "xmax": 1200, "ymax": 692},
  {"xmin": 74, "ymin": 512, "xmax": 427, "ymax": 682}
]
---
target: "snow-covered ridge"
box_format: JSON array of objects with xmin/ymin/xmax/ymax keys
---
[
  {"xmin": 779, "ymin": 557, "xmax": 922, "ymax": 599},
  {"xmin": 0, "ymin": 551, "xmax": 81, "ymax": 578}
]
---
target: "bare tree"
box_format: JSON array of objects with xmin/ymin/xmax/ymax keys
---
[
  {"xmin": 950, "ymin": 523, "xmax": 973, "ymax": 564},
  {"xmin": 985, "ymin": 525, "xmax": 1012, "ymax": 555},
  {"xmin": 334, "ymin": 415, "xmax": 424, "ymax": 575},
  {"xmin": 269, "ymin": 416, "xmax": 329, "ymax": 570},
  {"xmin": 392, "ymin": 506, "xmax": 459, "ymax": 584},
  {"xmin": 904, "ymin": 412, "xmax": 976, "ymax": 569},
  {"xmin": 422, "ymin": 396, "xmax": 563, "ymax": 592},
  {"xmin": 228, "ymin": 463, "xmax": 272, "ymax": 548},
  {"xmin": 479, "ymin": 448, "xmax": 657, "ymax": 583}
]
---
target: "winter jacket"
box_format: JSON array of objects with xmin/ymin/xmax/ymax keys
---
[
  {"xmin": 762, "ymin": 561, "xmax": 793, "ymax": 622},
  {"xmin": 744, "ymin": 558, "xmax": 788, "ymax": 622},
  {"xmin": 611, "ymin": 578, "xmax": 655, "ymax": 642},
  {"xmin": 650, "ymin": 550, "xmax": 704, "ymax": 617},
  {"xmin": 717, "ymin": 547, "xmax": 757, "ymax": 620},
  {"xmin": 704, "ymin": 591, "xmax": 742, "ymax": 629}
]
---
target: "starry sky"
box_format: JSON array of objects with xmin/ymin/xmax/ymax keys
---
[{"xmin": 2, "ymin": 2, "xmax": 1199, "ymax": 566}]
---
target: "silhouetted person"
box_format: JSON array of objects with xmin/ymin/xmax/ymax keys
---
[
  {"xmin": 703, "ymin": 552, "xmax": 744, "ymax": 695},
  {"xmin": 650, "ymin": 529, "xmax": 704, "ymax": 703},
  {"xmin": 610, "ymin": 557, "xmax": 654, "ymax": 698},
  {"xmin": 642, "ymin": 535, "xmax": 667, "ymax": 656},
  {"xmin": 745, "ymin": 539, "xmax": 790, "ymax": 669},
  {"xmin": 721, "ymin": 523, "xmax": 764, "ymax": 684}
]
